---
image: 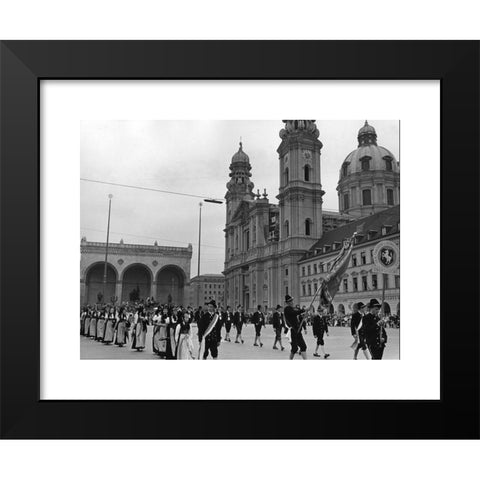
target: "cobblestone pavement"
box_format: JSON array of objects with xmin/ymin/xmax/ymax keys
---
[{"xmin": 81, "ymin": 323, "xmax": 400, "ymax": 360}]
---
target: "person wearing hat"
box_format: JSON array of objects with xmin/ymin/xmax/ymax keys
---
[
  {"xmin": 362, "ymin": 299, "xmax": 388, "ymax": 360},
  {"xmin": 284, "ymin": 295, "xmax": 307, "ymax": 359},
  {"xmin": 198, "ymin": 299, "xmax": 221, "ymax": 359},
  {"xmin": 312, "ymin": 305, "xmax": 330, "ymax": 358},
  {"xmin": 272, "ymin": 305, "xmax": 286, "ymax": 351},
  {"xmin": 252, "ymin": 304, "xmax": 265, "ymax": 347},
  {"xmin": 351, "ymin": 302, "xmax": 370, "ymax": 360},
  {"xmin": 233, "ymin": 305, "xmax": 245, "ymax": 344}
]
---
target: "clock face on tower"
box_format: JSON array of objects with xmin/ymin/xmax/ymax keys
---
[{"xmin": 303, "ymin": 150, "xmax": 312, "ymax": 160}]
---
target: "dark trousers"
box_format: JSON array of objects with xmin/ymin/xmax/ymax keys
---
[
  {"xmin": 368, "ymin": 342, "xmax": 385, "ymax": 360},
  {"xmin": 203, "ymin": 340, "xmax": 218, "ymax": 359},
  {"xmin": 291, "ymin": 331, "xmax": 307, "ymax": 354}
]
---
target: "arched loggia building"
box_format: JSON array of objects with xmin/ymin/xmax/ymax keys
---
[{"xmin": 80, "ymin": 238, "xmax": 192, "ymax": 306}]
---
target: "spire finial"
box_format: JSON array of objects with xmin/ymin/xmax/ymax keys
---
[
  {"xmin": 365, "ymin": 120, "xmax": 369, "ymax": 126},
  {"xmin": 239, "ymin": 136, "xmax": 243, "ymax": 150}
]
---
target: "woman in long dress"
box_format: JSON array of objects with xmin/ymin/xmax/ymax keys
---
[
  {"xmin": 103, "ymin": 306, "xmax": 116, "ymax": 344},
  {"xmin": 114, "ymin": 307, "xmax": 128, "ymax": 347},
  {"xmin": 131, "ymin": 306, "xmax": 147, "ymax": 351},
  {"xmin": 175, "ymin": 310, "xmax": 195, "ymax": 360},
  {"xmin": 152, "ymin": 307, "xmax": 167, "ymax": 357},
  {"xmin": 96, "ymin": 308, "xmax": 107, "ymax": 341},
  {"xmin": 89, "ymin": 310, "xmax": 98, "ymax": 338}
]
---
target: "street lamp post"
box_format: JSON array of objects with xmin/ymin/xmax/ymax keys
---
[{"xmin": 102, "ymin": 194, "xmax": 113, "ymax": 304}]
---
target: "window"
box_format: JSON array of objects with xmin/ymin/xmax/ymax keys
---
[
  {"xmin": 286, "ymin": 286, "xmax": 289, "ymax": 295},
  {"xmin": 284, "ymin": 220, "xmax": 289, "ymax": 238},
  {"xmin": 385, "ymin": 158, "xmax": 393, "ymax": 171},
  {"xmin": 284, "ymin": 168, "xmax": 289, "ymax": 185},
  {"xmin": 372, "ymin": 274, "xmax": 378, "ymax": 289},
  {"xmin": 308, "ymin": 284, "xmax": 312, "ymax": 296},
  {"xmin": 285, "ymin": 268, "xmax": 289, "ymax": 276},
  {"xmin": 362, "ymin": 189, "xmax": 372, "ymax": 206},
  {"xmin": 305, "ymin": 218, "xmax": 312, "ymax": 236},
  {"xmin": 302, "ymin": 267, "xmax": 305, "ymax": 276},
  {"xmin": 343, "ymin": 278, "xmax": 348, "ymax": 292},
  {"xmin": 352, "ymin": 254, "xmax": 357, "ymax": 267},
  {"xmin": 395, "ymin": 275, "xmax": 400, "ymax": 288},
  {"xmin": 387, "ymin": 188, "xmax": 394, "ymax": 205},
  {"xmin": 313, "ymin": 264, "xmax": 318, "ymax": 274},
  {"xmin": 384, "ymin": 276, "xmax": 389, "ymax": 289},
  {"xmin": 353, "ymin": 278, "xmax": 358, "ymax": 291},
  {"xmin": 307, "ymin": 265, "xmax": 311, "ymax": 276},
  {"xmin": 362, "ymin": 276, "xmax": 368, "ymax": 290},
  {"xmin": 343, "ymin": 193, "xmax": 350, "ymax": 210},
  {"xmin": 361, "ymin": 251, "xmax": 366, "ymax": 265},
  {"xmin": 304, "ymin": 165, "xmax": 310, "ymax": 181},
  {"xmin": 361, "ymin": 158, "xmax": 370, "ymax": 171},
  {"xmin": 320, "ymin": 263, "xmax": 324, "ymax": 273},
  {"xmin": 245, "ymin": 229, "xmax": 250, "ymax": 250},
  {"xmin": 314, "ymin": 282, "xmax": 318, "ymax": 292},
  {"xmin": 342, "ymin": 164, "xmax": 348, "ymax": 177},
  {"xmin": 302, "ymin": 285, "xmax": 306, "ymax": 296}
]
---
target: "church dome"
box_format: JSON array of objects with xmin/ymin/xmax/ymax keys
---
[
  {"xmin": 231, "ymin": 142, "xmax": 250, "ymax": 163},
  {"xmin": 340, "ymin": 121, "xmax": 399, "ymax": 177}
]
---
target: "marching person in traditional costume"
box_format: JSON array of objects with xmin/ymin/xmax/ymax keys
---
[
  {"xmin": 312, "ymin": 306, "xmax": 330, "ymax": 359},
  {"xmin": 152, "ymin": 307, "xmax": 167, "ymax": 357},
  {"xmin": 96, "ymin": 308, "xmax": 107, "ymax": 341},
  {"xmin": 272, "ymin": 305, "xmax": 286, "ymax": 351},
  {"xmin": 284, "ymin": 295, "xmax": 307, "ymax": 360},
  {"xmin": 198, "ymin": 300, "xmax": 220, "ymax": 360},
  {"xmin": 82, "ymin": 308, "xmax": 91, "ymax": 336},
  {"xmin": 233, "ymin": 305, "xmax": 245, "ymax": 344},
  {"xmin": 252, "ymin": 304, "xmax": 265, "ymax": 347},
  {"xmin": 350, "ymin": 302, "xmax": 370, "ymax": 360},
  {"xmin": 175, "ymin": 309, "xmax": 195, "ymax": 360},
  {"xmin": 114, "ymin": 306, "xmax": 128, "ymax": 347},
  {"xmin": 89, "ymin": 309, "xmax": 98, "ymax": 338},
  {"xmin": 222, "ymin": 306, "xmax": 233, "ymax": 342},
  {"xmin": 362, "ymin": 299, "xmax": 387, "ymax": 360},
  {"xmin": 103, "ymin": 306, "xmax": 116, "ymax": 344},
  {"xmin": 131, "ymin": 306, "xmax": 147, "ymax": 351}
]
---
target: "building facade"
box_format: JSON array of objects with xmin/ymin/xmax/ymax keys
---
[
  {"xmin": 189, "ymin": 274, "xmax": 225, "ymax": 307},
  {"xmin": 80, "ymin": 238, "xmax": 192, "ymax": 306},
  {"xmin": 223, "ymin": 120, "xmax": 400, "ymax": 315},
  {"xmin": 298, "ymin": 205, "xmax": 400, "ymax": 315}
]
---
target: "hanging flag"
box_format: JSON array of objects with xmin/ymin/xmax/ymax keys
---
[{"xmin": 318, "ymin": 233, "xmax": 357, "ymax": 307}]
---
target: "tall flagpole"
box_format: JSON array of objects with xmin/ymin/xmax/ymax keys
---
[
  {"xmin": 197, "ymin": 202, "xmax": 203, "ymax": 277},
  {"xmin": 102, "ymin": 194, "xmax": 113, "ymax": 304}
]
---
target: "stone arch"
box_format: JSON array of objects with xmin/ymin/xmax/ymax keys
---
[
  {"xmin": 84, "ymin": 261, "xmax": 118, "ymax": 305},
  {"xmin": 338, "ymin": 303, "xmax": 345, "ymax": 315},
  {"xmin": 121, "ymin": 263, "xmax": 153, "ymax": 303},
  {"xmin": 329, "ymin": 304, "xmax": 334, "ymax": 314},
  {"xmin": 383, "ymin": 301, "xmax": 391, "ymax": 315},
  {"xmin": 156, "ymin": 264, "xmax": 186, "ymax": 305}
]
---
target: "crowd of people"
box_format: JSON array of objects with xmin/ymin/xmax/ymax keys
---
[{"xmin": 80, "ymin": 295, "xmax": 397, "ymax": 360}]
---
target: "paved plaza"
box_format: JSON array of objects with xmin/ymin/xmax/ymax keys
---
[{"xmin": 81, "ymin": 323, "xmax": 400, "ymax": 360}]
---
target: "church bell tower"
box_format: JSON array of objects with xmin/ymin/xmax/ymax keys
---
[{"xmin": 277, "ymin": 120, "xmax": 324, "ymax": 249}]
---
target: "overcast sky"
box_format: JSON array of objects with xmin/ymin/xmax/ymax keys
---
[{"xmin": 81, "ymin": 120, "xmax": 399, "ymax": 276}]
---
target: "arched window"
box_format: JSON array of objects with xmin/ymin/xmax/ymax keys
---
[
  {"xmin": 361, "ymin": 158, "xmax": 370, "ymax": 171},
  {"xmin": 284, "ymin": 220, "xmax": 289, "ymax": 238},
  {"xmin": 284, "ymin": 168, "xmax": 289, "ymax": 185},
  {"xmin": 305, "ymin": 218, "xmax": 312, "ymax": 236},
  {"xmin": 384, "ymin": 157, "xmax": 393, "ymax": 171},
  {"xmin": 304, "ymin": 165, "xmax": 310, "ymax": 181},
  {"xmin": 343, "ymin": 193, "xmax": 350, "ymax": 210},
  {"xmin": 342, "ymin": 164, "xmax": 348, "ymax": 177}
]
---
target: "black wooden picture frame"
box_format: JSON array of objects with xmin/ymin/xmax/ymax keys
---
[{"xmin": 0, "ymin": 40, "xmax": 478, "ymax": 439}]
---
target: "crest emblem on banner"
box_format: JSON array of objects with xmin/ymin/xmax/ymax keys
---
[{"xmin": 373, "ymin": 240, "xmax": 399, "ymax": 274}]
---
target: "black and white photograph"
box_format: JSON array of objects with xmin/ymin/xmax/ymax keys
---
[{"xmin": 80, "ymin": 119, "xmax": 400, "ymax": 360}]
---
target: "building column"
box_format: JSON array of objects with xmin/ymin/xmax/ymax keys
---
[
  {"xmin": 115, "ymin": 281, "xmax": 123, "ymax": 303},
  {"xmin": 80, "ymin": 279, "xmax": 86, "ymax": 305}
]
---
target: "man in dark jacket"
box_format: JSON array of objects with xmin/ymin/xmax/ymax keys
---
[
  {"xmin": 351, "ymin": 302, "xmax": 370, "ymax": 360},
  {"xmin": 222, "ymin": 306, "xmax": 233, "ymax": 342},
  {"xmin": 362, "ymin": 299, "xmax": 387, "ymax": 360},
  {"xmin": 198, "ymin": 300, "xmax": 220, "ymax": 359},
  {"xmin": 252, "ymin": 304, "xmax": 265, "ymax": 347},
  {"xmin": 272, "ymin": 305, "xmax": 286, "ymax": 351},
  {"xmin": 312, "ymin": 306, "xmax": 330, "ymax": 358},
  {"xmin": 284, "ymin": 295, "xmax": 307, "ymax": 359}
]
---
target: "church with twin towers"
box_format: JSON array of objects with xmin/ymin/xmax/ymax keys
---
[{"xmin": 223, "ymin": 120, "xmax": 400, "ymax": 315}]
